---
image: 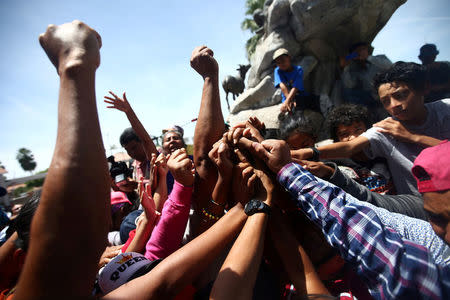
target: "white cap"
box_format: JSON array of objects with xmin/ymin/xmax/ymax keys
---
[
  {"xmin": 273, "ymin": 48, "xmax": 290, "ymax": 61},
  {"xmin": 98, "ymin": 252, "xmax": 156, "ymax": 294}
]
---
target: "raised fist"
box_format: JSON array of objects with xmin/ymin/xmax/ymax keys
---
[
  {"xmin": 39, "ymin": 20, "xmax": 102, "ymax": 75},
  {"xmin": 190, "ymin": 46, "xmax": 219, "ymax": 79}
]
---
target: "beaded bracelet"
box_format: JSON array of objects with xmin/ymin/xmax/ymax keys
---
[
  {"xmin": 201, "ymin": 207, "xmax": 222, "ymax": 221},
  {"xmin": 210, "ymin": 199, "xmax": 226, "ymax": 207}
]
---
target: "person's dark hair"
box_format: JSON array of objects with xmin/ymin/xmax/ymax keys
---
[
  {"xmin": 6, "ymin": 191, "xmax": 41, "ymax": 251},
  {"xmin": 279, "ymin": 112, "xmax": 316, "ymax": 140},
  {"xmin": 349, "ymin": 42, "xmax": 368, "ymax": 54},
  {"xmin": 326, "ymin": 104, "xmax": 372, "ymax": 142},
  {"xmin": 373, "ymin": 61, "xmax": 427, "ymax": 92},
  {"xmin": 120, "ymin": 127, "xmax": 141, "ymax": 147}
]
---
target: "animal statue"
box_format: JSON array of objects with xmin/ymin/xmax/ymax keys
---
[{"xmin": 222, "ymin": 64, "xmax": 250, "ymax": 111}]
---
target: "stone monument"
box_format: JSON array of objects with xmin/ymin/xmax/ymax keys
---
[{"xmin": 228, "ymin": 0, "xmax": 406, "ymax": 129}]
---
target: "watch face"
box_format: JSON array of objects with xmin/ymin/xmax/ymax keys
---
[{"xmin": 245, "ymin": 199, "xmax": 269, "ymax": 216}]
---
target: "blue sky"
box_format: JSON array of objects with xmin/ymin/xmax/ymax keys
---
[{"xmin": 0, "ymin": 0, "xmax": 449, "ymax": 179}]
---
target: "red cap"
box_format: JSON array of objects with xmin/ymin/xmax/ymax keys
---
[
  {"xmin": 110, "ymin": 191, "xmax": 132, "ymax": 205},
  {"xmin": 412, "ymin": 140, "xmax": 450, "ymax": 193}
]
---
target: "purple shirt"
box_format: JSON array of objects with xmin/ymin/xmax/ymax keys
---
[{"xmin": 277, "ymin": 162, "xmax": 450, "ymax": 299}]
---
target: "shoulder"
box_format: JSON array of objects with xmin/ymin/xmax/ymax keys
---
[
  {"xmin": 426, "ymin": 98, "xmax": 450, "ymax": 109},
  {"xmin": 361, "ymin": 126, "xmax": 388, "ymax": 141},
  {"xmin": 294, "ymin": 65, "xmax": 303, "ymax": 73},
  {"xmin": 425, "ymin": 99, "xmax": 450, "ymax": 121}
]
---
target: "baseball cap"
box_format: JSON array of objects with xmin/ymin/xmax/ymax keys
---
[
  {"xmin": 98, "ymin": 252, "xmax": 162, "ymax": 294},
  {"xmin": 412, "ymin": 140, "xmax": 450, "ymax": 193},
  {"xmin": 111, "ymin": 191, "xmax": 132, "ymax": 206},
  {"xmin": 273, "ymin": 48, "xmax": 290, "ymax": 61}
]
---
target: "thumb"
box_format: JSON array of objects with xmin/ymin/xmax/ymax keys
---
[{"xmin": 251, "ymin": 142, "xmax": 270, "ymax": 162}]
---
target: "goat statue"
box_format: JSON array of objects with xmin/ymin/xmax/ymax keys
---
[{"xmin": 222, "ymin": 64, "xmax": 250, "ymax": 111}]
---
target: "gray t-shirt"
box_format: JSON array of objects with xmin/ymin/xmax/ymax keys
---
[{"xmin": 361, "ymin": 99, "xmax": 450, "ymax": 195}]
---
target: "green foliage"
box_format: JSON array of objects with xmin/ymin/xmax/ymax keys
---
[
  {"xmin": 241, "ymin": 0, "xmax": 265, "ymax": 58},
  {"xmin": 244, "ymin": 0, "xmax": 266, "ymax": 15},
  {"xmin": 246, "ymin": 35, "xmax": 261, "ymax": 59},
  {"xmin": 26, "ymin": 178, "xmax": 45, "ymax": 188},
  {"xmin": 12, "ymin": 186, "xmax": 29, "ymax": 198},
  {"xmin": 16, "ymin": 148, "xmax": 37, "ymax": 173}
]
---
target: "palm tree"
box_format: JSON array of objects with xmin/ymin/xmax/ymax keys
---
[
  {"xmin": 16, "ymin": 148, "xmax": 37, "ymax": 174},
  {"xmin": 241, "ymin": 0, "xmax": 266, "ymax": 58}
]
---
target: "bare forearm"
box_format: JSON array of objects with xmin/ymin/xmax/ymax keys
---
[
  {"xmin": 211, "ymin": 213, "xmax": 268, "ymax": 300},
  {"xmin": 269, "ymin": 217, "xmax": 328, "ymax": 295},
  {"xmin": 194, "ymin": 76, "xmax": 224, "ymax": 166},
  {"xmin": 16, "ymin": 69, "xmax": 110, "ymax": 297},
  {"xmin": 211, "ymin": 175, "xmax": 230, "ymax": 207},
  {"xmin": 410, "ymin": 134, "xmax": 442, "ymax": 148},
  {"xmin": 285, "ymin": 87, "xmax": 298, "ymax": 102},
  {"xmin": 103, "ymin": 204, "xmax": 247, "ymax": 300},
  {"xmin": 126, "ymin": 219, "xmax": 152, "ymax": 254},
  {"xmin": 292, "ymin": 136, "xmax": 369, "ymax": 160},
  {"xmin": 125, "ymin": 107, "xmax": 157, "ymax": 158},
  {"xmin": 279, "ymin": 83, "xmax": 290, "ymax": 99}
]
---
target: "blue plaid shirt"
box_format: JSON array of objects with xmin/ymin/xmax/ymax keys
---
[{"xmin": 277, "ymin": 162, "xmax": 450, "ymax": 300}]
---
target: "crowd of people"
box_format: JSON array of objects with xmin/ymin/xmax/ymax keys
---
[{"xmin": 0, "ymin": 20, "xmax": 449, "ymax": 300}]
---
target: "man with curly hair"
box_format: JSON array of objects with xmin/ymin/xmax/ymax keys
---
[{"xmin": 294, "ymin": 62, "xmax": 450, "ymax": 195}]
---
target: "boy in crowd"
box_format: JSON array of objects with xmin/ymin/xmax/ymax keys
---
[
  {"xmin": 273, "ymin": 48, "xmax": 321, "ymax": 114},
  {"xmin": 295, "ymin": 62, "xmax": 450, "ymax": 195},
  {"xmin": 326, "ymin": 104, "xmax": 395, "ymax": 194}
]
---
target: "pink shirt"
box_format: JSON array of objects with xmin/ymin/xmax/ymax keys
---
[{"xmin": 144, "ymin": 181, "xmax": 192, "ymax": 260}]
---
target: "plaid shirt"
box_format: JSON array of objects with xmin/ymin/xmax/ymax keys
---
[{"xmin": 277, "ymin": 162, "xmax": 450, "ymax": 300}]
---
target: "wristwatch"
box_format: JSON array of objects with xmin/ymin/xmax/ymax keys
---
[
  {"xmin": 310, "ymin": 146, "xmax": 321, "ymax": 161},
  {"xmin": 244, "ymin": 199, "xmax": 271, "ymax": 216}
]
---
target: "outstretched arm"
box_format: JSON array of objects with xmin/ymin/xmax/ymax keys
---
[
  {"xmin": 291, "ymin": 135, "xmax": 370, "ymax": 161},
  {"xmin": 268, "ymin": 210, "xmax": 329, "ymax": 296},
  {"xmin": 15, "ymin": 21, "xmax": 110, "ymax": 299},
  {"xmin": 373, "ymin": 117, "xmax": 442, "ymax": 147},
  {"xmin": 210, "ymin": 171, "xmax": 273, "ymax": 300},
  {"xmin": 190, "ymin": 46, "xmax": 224, "ymax": 210},
  {"xmin": 104, "ymin": 91, "xmax": 158, "ymax": 159},
  {"xmin": 102, "ymin": 203, "xmax": 248, "ymax": 300}
]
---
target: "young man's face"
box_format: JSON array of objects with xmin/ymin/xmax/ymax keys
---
[
  {"xmin": 336, "ymin": 121, "xmax": 367, "ymax": 142},
  {"xmin": 162, "ymin": 132, "xmax": 184, "ymax": 155},
  {"xmin": 275, "ymin": 55, "xmax": 292, "ymax": 72},
  {"xmin": 286, "ymin": 131, "xmax": 316, "ymax": 150},
  {"xmin": 377, "ymin": 82, "xmax": 425, "ymax": 122},
  {"xmin": 423, "ymin": 190, "xmax": 450, "ymax": 245},
  {"xmin": 124, "ymin": 140, "xmax": 146, "ymax": 162}
]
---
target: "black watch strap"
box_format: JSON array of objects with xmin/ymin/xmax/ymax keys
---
[
  {"xmin": 310, "ymin": 147, "xmax": 321, "ymax": 161},
  {"xmin": 244, "ymin": 199, "xmax": 271, "ymax": 216}
]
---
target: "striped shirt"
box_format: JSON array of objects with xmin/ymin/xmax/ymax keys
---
[{"xmin": 277, "ymin": 162, "xmax": 450, "ymax": 299}]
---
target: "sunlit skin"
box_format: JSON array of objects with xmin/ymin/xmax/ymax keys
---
[
  {"xmin": 124, "ymin": 140, "xmax": 146, "ymax": 162},
  {"xmin": 286, "ymin": 131, "xmax": 315, "ymax": 150},
  {"xmin": 275, "ymin": 54, "xmax": 293, "ymax": 72},
  {"xmin": 423, "ymin": 190, "xmax": 450, "ymax": 245},
  {"xmin": 162, "ymin": 132, "xmax": 185, "ymax": 155},
  {"xmin": 377, "ymin": 82, "xmax": 427, "ymax": 126}
]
